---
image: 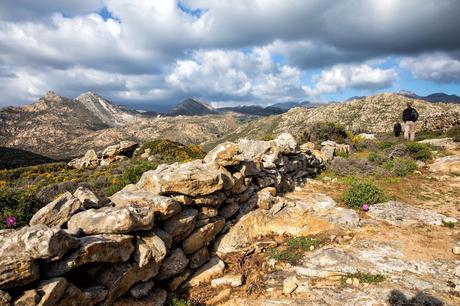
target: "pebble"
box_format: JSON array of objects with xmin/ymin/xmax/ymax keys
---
[
  {"xmin": 345, "ymin": 278, "xmax": 353, "ymax": 285},
  {"xmin": 352, "ymin": 278, "xmax": 360, "ymax": 286},
  {"xmin": 309, "ymin": 245, "xmax": 315, "ymax": 251}
]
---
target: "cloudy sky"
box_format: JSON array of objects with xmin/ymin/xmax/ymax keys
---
[{"xmin": 0, "ymin": 0, "xmax": 459, "ymax": 110}]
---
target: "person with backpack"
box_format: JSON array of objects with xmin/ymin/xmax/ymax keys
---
[
  {"xmin": 393, "ymin": 122, "xmax": 402, "ymax": 137},
  {"xmin": 402, "ymin": 101, "xmax": 419, "ymax": 141}
]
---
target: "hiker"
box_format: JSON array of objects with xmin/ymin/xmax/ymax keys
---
[
  {"xmin": 402, "ymin": 101, "xmax": 419, "ymax": 141},
  {"xmin": 393, "ymin": 122, "xmax": 402, "ymax": 137}
]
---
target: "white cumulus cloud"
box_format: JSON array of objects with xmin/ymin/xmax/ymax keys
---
[{"xmin": 400, "ymin": 53, "xmax": 460, "ymax": 83}]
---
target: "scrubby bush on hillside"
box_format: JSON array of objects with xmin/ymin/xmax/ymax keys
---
[
  {"xmin": 367, "ymin": 152, "xmax": 387, "ymax": 165},
  {"xmin": 415, "ymin": 130, "xmax": 445, "ymax": 141},
  {"xmin": 343, "ymin": 180, "xmax": 388, "ymax": 208},
  {"xmin": 392, "ymin": 158, "xmax": 417, "ymax": 177},
  {"xmin": 136, "ymin": 139, "xmax": 206, "ymax": 163},
  {"xmin": 405, "ymin": 143, "xmax": 433, "ymax": 160},
  {"xmin": 0, "ymin": 187, "xmax": 43, "ymax": 229},
  {"xmin": 307, "ymin": 122, "xmax": 348, "ymax": 143},
  {"xmin": 447, "ymin": 125, "xmax": 460, "ymax": 142}
]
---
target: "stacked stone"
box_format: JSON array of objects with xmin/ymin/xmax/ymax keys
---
[{"xmin": 0, "ymin": 133, "xmax": 325, "ymax": 306}]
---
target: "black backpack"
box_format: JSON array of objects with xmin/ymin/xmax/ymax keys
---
[{"xmin": 410, "ymin": 108, "xmax": 419, "ymax": 122}]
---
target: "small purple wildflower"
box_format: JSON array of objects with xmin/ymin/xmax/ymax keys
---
[
  {"xmin": 362, "ymin": 204, "xmax": 369, "ymax": 212},
  {"xmin": 6, "ymin": 216, "xmax": 16, "ymax": 227}
]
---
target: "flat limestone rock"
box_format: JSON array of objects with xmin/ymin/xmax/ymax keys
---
[
  {"xmin": 183, "ymin": 217, "xmax": 226, "ymax": 254},
  {"xmin": 429, "ymin": 155, "xmax": 460, "ymax": 174},
  {"xmin": 109, "ymin": 190, "xmax": 181, "ymax": 220},
  {"xmin": 136, "ymin": 160, "xmax": 233, "ymax": 197},
  {"xmin": 0, "ymin": 257, "xmax": 39, "ymax": 289},
  {"xmin": 30, "ymin": 191, "xmax": 83, "ymax": 228},
  {"xmin": 418, "ymin": 138, "xmax": 458, "ymax": 150},
  {"xmin": 67, "ymin": 205, "xmax": 155, "ymax": 235},
  {"xmin": 186, "ymin": 257, "xmax": 225, "ymax": 287},
  {"xmin": 0, "ymin": 224, "xmax": 79, "ymax": 260},
  {"xmin": 102, "ymin": 141, "xmax": 138, "ymax": 158},
  {"xmin": 203, "ymin": 142, "xmax": 242, "ymax": 166},
  {"xmin": 44, "ymin": 234, "xmax": 135, "ymax": 277},
  {"xmin": 368, "ymin": 201, "xmax": 456, "ymax": 226},
  {"xmin": 133, "ymin": 232, "xmax": 167, "ymax": 268},
  {"xmin": 68, "ymin": 149, "xmax": 99, "ymax": 169}
]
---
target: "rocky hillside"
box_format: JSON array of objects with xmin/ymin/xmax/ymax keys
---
[
  {"xmin": 203, "ymin": 93, "xmax": 460, "ymax": 149},
  {"xmin": 170, "ymin": 99, "xmax": 218, "ymax": 116},
  {"xmin": 0, "ymin": 91, "xmax": 146, "ymax": 158}
]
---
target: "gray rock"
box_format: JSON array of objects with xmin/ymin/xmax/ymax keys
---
[
  {"xmin": 44, "ymin": 234, "xmax": 135, "ymax": 277},
  {"xmin": 109, "ymin": 190, "xmax": 181, "ymax": 220},
  {"xmin": 129, "ymin": 280, "xmax": 154, "ymax": 299},
  {"xmin": 133, "ymin": 232, "xmax": 167, "ymax": 268},
  {"xmin": 0, "ymin": 257, "xmax": 39, "ymax": 289},
  {"xmin": 0, "ymin": 225, "xmax": 79, "ymax": 260},
  {"xmin": 203, "ymin": 142, "xmax": 242, "ymax": 166},
  {"xmin": 29, "ymin": 191, "xmax": 83, "ymax": 228},
  {"xmin": 68, "ymin": 149, "xmax": 99, "ymax": 169},
  {"xmin": 368, "ymin": 201, "xmax": 456, "ymax": 226},
  {"xmin": 137, "ymin": 160, "xmax": 234, "ymax": 196},
  {"xmin": 163, "ymin": 208, "xmax": 198, "ymax": 242},
  {"xmin": 74, "ymin": 186, "xmax": 101, "ymax": 209},
  {"xmin": 156, "ymin": 248, "xmax": 189, "ymax": 280},
  {"xmin": 102, "ymin": 141, "xmax": 138, "ymax": 158},
  {"xmin": 219, "ymin": 202, "xmax": 240, "ymax": 219},
  {"xmin": 67, "ymin": 205, "xmax": 155, "ymax": 235},
  {"xmin": 186, "ymin": 257, "xmax": 225, "ymax": 287},
  {"xmin": 182, "ymin": 217, "xmax": 226, "ymax": 254},
  {"xmin": 189, "ymin": 247, "xmax": 210, "ymax": 269}
]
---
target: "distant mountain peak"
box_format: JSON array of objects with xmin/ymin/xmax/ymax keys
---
[{"xmin": 170, "ymin": 98, "xmax": 217, "ymax": 116}]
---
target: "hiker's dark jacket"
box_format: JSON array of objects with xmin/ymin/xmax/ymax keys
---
[{"xmin": 402, "ymin": 107, "xmax": 419, "ymax": 122}]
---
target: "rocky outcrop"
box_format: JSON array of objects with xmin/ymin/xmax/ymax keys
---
[
  {"xmin": 68, "ymin": 141, "xmax": 139, "ymax": 169},
  {"xmin": 429, "ymin": 155, "xmax": 460, "ymax": 174},
  {"xmin": 1, "ymin": 133, "xmax": 325, "ymax": 305}
]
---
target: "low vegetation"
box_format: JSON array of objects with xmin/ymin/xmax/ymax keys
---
[
  {"xmin": 404, "ymin": 143, "xmax": 433, "ymax": 160},
  {"xmin": 343, "ymin": 180, "xmax": 388, "ymax": 208},
  {"xmin": 307, "ymin": 122, "xmax": 348, "ymax": 143},
  {"xmin": 342, "ymin": 272, "xmax": 385, "ymax": 285},
  {"xmin": 0, "ymin": 139, "xmax": 206, "ymax": 229},
  {"xmin": 447, "ymin": 125, "xmax": 460, "ymax": 142},
  {"xmin": 269, "ymin": 236, "xmax": 321, "ymax": 264}
]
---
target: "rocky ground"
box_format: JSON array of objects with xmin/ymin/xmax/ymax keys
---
[{"xmin": 176, "ymin": 139, "xmax": 460, "ymax": 305}]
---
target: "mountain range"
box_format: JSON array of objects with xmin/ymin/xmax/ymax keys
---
[{"xmin": 2, "ymin": 90, "xmax": 460, "ymax": 160}]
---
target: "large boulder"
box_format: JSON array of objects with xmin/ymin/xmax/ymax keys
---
[
  {"xmin": 203, "ymin": 142, "xmax": 242, "ymax": 166},
  {"xmin": 0, "ymin": 257, "xmax": 39, "ymax": 289},
  {"xmin": 182, "ymin": 217, "xmax": 226, "ymax": 254},
  {"xmin": 273, "ymin": 133, "xmax": 299, "ymax": 154},
  {"xmin": 29, "ymin": 191, "xmax": 83, "ymax": 228},
  {"xmin": 136, "ymin": 160, "xmax": 234, "ymax": 197},
  {"xmin": 102, "ymin": 141, "xmax": 138, "ymax": 158},
  {"xmin": 163, "ymin": 208, "xmax": 198, "ymax": 242},
  {"xmin": 44, "ymin": 234, "xmax": 135, "ymax": 277},
  {"xmin": 0, "ymin": 225, "xmax": 79, "ymax": 260},
  {"xmin": 237, "ymin": 139, "xmax": 274, "ymax": 161},
  {"xmin": 109, "ymin": 190, "xmax": 181, "ymax": 220},
  {"xmin": 68, "ymin": 149, "xmax": 99, "ymax": 169},
  {"xmin": 67, "ymin": 205, "xmax": 155, "ymax": 235}
]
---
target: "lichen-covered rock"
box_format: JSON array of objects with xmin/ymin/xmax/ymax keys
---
[
  {"xmin": 44, "ymin": 234, "xmax": 135, "ymax": 277},
  {"xmin": 429, "ymin": 155, "xmax": 460, "ymax": 174},
  {"xmin": 29, "ymin": 191, "xmax": 83, "ymax": 228},
  {"xmin": 0, "ymin": 290, "xmax": 11, "ymax": 306},
  {"xmin": 67, "ymin": 205, "xmax": 155, "ymax": 235},
  {"xmin": 193, "ymin": 192, "xmax": 227, "ymax": 206},
  {"xmin": 113, "ymin": 287, "xmax": 167, "ymax": 306},
  {"xmin": 153, "ymin": 229, "xmax": 173, "ymax": 250},
  {"xmin": 74, "ymin": 186, "xmax": 101, "ymax": 209},
  {"xmin": 56, "ymin": 282, "xmax": 107, "ymax": 306},
  {"xmin": 129, "ymin": 280, "xmax": 154, "ymax": 299},
  {"xmin": 163, "ymin": 208, "xmax": 198, "ymax": 242},
  {"xmin": 182, "ymin": 217, "xmax": 226, "ymax": 254},
  {"xmin": 203, "ymin": 142, "xmax": 241, "ymax": 166},
  {"xmin": 218, "ymin": 202, "xmax": 240, "ymax": 219},
  {"xmin": 136, "ymin": 160, "xmax": 233, "ymax": 197},
  {"xmin": 68, "ymin": 149, "xmax": 99, "ymax": 169},
  {"xmin": 0, "ymin": 257, "xmax": 39, "ymax": 289},
  {"xmin": 13, "ymin": 289, "xmax": 39, "ymax": 305},
  {"xmin": 156, "ymin": 248, "xmax": 189, "ymax": 280},
  {"xmin": 168, "ymin": 269, "xmax": 192, "ymax": 291},
  {"xmin": 109, "ymin": 190, "xmax": 181, "ymax": 220},
  {"xmin": 274, "ymin": 133, "xmax": 299, "ymax": 154},
  {"xmin": 0, "ymin": 225, "xmax": 79, "ymax": 260},
  {"xmin": 186, "ymin": 257, "xmax": 225, "ymax": 287}
]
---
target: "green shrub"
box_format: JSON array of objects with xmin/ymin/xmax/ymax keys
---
[
  {"xmin": 367, "ymin": 152, "xmax": 387, "ymax": 165},
  {"xmin": 269, "ymin": 236, "xmax": 320, "ymax": 264},
  {"xmin": 137, "ymin": 139, "xmax": 205, "ymax": 163},
  {"xmin": 342, "ymin": 272, "xmax": 385, "ymax": 284},
  {"xmin": 166, "ymin": 296, "xmax": 191, "ymax": 306},
  {"xmin": 447, "ymin": 125, "xmax": 460, "ymax": 142},
  {"xmin": 336, "ymin": 151, "xmax": 349, "ymax": 158},
  {"xmin": 103, "ymin": 161, "xmax": 158, "ymax": 196},
  {"xmin": 415, "ymin": 130, "xmax": 445, "ymax": 141},
  {"xmin": 377, "ymin": 141, "xmax": 395, "ymax": 150},
  {"xmin": 343, "ymin": 181, "xmax": 388, "ymax": 208},
  {"xmin": 392, "ymin": 158, "xmax": 417, "ymax": 177},
  {"xmin": 308, "ymin": 122, "xmax": 348, "ymax": 143},
  {"xmin": 405, "ymin": 143, "xmax": 433, "ymax": 160},
  {"xmin": 0, "ymin": 187, "xmax": 43, "ymax": 230}
]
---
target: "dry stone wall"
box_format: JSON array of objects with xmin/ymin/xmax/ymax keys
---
[{"xmin": 0, "ymin": 133, "xmax": 326, "ymax": 306}]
